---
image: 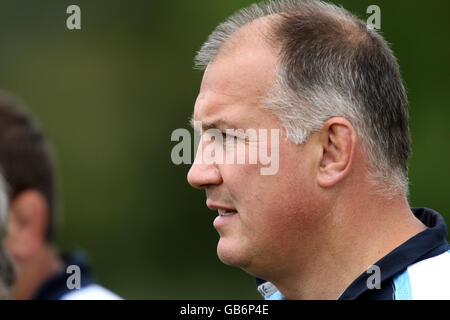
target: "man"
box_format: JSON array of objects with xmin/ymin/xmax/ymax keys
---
[
  {"xmin": 187, "ymin": 0, "xmax": 450, "ymax": 299},
  {"xmin": 0, "ymin": 92, "xmax": 121, "ymax": 299},
  {"xmin": 0, "ymin": 173, "xmax": 14, "ymax": 299}
]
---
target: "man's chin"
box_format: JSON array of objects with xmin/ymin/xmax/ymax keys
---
[{"xmin": 216, "ymin": 238, "xmax": 251, "ymax": 268}]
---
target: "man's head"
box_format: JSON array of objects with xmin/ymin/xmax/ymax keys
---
[
  {"xmin": 0, "ymin": 93, "xmax": 57, "ymax": 263},
  {"xmin": 195, "ymin": 0, "xmax": 410, "ymax": 194},
  {"xmin": 187, "ymin": 0, "xmax": 411, "ymax": 280}
]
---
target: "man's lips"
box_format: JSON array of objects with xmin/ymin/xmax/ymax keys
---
[
  {"xmin": 218, "ymin": 208, "xmax": 238, "ymax": 217},
  {"xmin": 206, "ymin": 202, "xmax": 238, "ymax": 217},
  {"xmin": 212, "ymin": 206, "xmax": 238, "ymax": 230}
]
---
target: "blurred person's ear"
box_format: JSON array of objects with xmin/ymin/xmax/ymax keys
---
[
  {"xmin": 316, "ymin": 117, "xmax": 357, "ymax": 188},
  {"xmin": 5, "ymin": 190, "xmax": 48, "ymax": 261}
]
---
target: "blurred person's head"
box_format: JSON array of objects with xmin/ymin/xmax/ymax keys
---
[
  {"xmin": 187, "ymin": 0, "xmax": 424, "ymax": 299},
  {"xmin": 0, "ymin": 172, "xmax": 14, "ymax": 299},
  {"xmin": 0, "ymin": 92, "xmax": 63, "ymax": 299}
]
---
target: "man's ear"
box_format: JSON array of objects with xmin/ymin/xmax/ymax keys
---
[
  {"xmin": 317, "ymin": 117, "xmax": 357, "ymax": 188},
  {"xmin": 5, "ymin": 190, "xmax": 49, "ymax": 261}
]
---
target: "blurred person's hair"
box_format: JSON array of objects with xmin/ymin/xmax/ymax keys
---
[
  {"xmin": 0, "ymin": 92, "xmax": 58, "ymax": 242},
  {"xmin": 195, "ymin": 0, "xmax": 410, "ymax": 197},
  {"xmin": 0, "ymin": 172, "xmax": 15, "ymax": 299}
]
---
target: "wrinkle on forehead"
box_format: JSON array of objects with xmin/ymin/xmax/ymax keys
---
[
  {"xmin": 193, "ymin": 16, "xmax": 281, "ymax": 129},
  {"xmin": 199, "ymin": 42, "xmax": 277, "ymax": 100}
]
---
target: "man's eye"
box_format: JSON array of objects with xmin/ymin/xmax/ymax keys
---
[
  {"xmin": 221, "ymin": 132, "xmax": 238, "ymax": 145},
  {"xmin": 223, "ymin": 132, "xmax": 248, "ymax": 144},
  {"xmin": 221, "ymin": 132, "xmax": 233, "ymax": 139}
]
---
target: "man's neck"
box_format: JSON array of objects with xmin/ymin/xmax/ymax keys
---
[
  {"xmin": 272, "ymin": 194, "xmax": 426, "ymax": 300},
  {"xmin": 12, "ymin": 245, "xmax": 64, "ymax": 300}
]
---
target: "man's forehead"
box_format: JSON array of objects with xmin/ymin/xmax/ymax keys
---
[
  {"xmin": 191, "ymin": 93, "xmax": 249, "ymax": 131},
  {"xmin": 193, "ymin": 38, "xmax": 278, "ymax": 127},
  {"xmin": 201, "ymin": 49, "xmax": 275, "ymax": 96}
]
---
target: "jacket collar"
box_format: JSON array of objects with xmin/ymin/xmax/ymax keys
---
[
  {"xmin": 338, "ymin": 207, "xmax": 449, "ymax": 299},
  {"xmin": 256, "ymin": 207, "xmax": 449, "ymax": 300}
]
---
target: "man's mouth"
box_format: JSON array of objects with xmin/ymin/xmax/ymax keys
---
[{"xmin": 218, "ymin": 209, "xmax": 238, "ymax": 217}]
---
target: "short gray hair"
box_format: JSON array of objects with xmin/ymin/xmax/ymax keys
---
[{"xmin": 195, "ymin": 0, "xmax": 411, "ymax": 196}]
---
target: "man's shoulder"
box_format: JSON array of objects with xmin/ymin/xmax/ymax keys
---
[
  {"xmin": 33, "ymin": 251, "xmax": 122, "ymax": 300},
  {"xmin": 60, "ymin": 284, "xmax": 122, "ymax": 300},
  {"xmin": 393, "ymin": 249, "xmax": 450, "ymax": 300}
]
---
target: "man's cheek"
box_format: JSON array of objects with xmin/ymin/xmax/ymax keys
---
[{"xmin": 220, "ymin": 163, "xmax": 257, "ymax": 190}]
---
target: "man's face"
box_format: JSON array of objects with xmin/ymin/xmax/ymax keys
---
[{"xmin": 187, "ymin": 38, "xmax": 323, "ymax": 278}]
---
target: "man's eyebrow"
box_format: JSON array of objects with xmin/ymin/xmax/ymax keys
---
[
  {"xmin": 189, "ymin": 116, "xmax": 199, "ymax": 130},
  {"xmin": 189, "ymin": 116, "xmax": 234, "ymax": 131}
]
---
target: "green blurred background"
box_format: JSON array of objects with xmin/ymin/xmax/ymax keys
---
[{"xmin": 0, "ymin": 0, "xmax": 448, "ymax": 299}]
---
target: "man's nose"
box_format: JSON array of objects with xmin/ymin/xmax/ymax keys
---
[{"xmin": 187, "ymin": 144, "xmax": 223, "ymax": 189}]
